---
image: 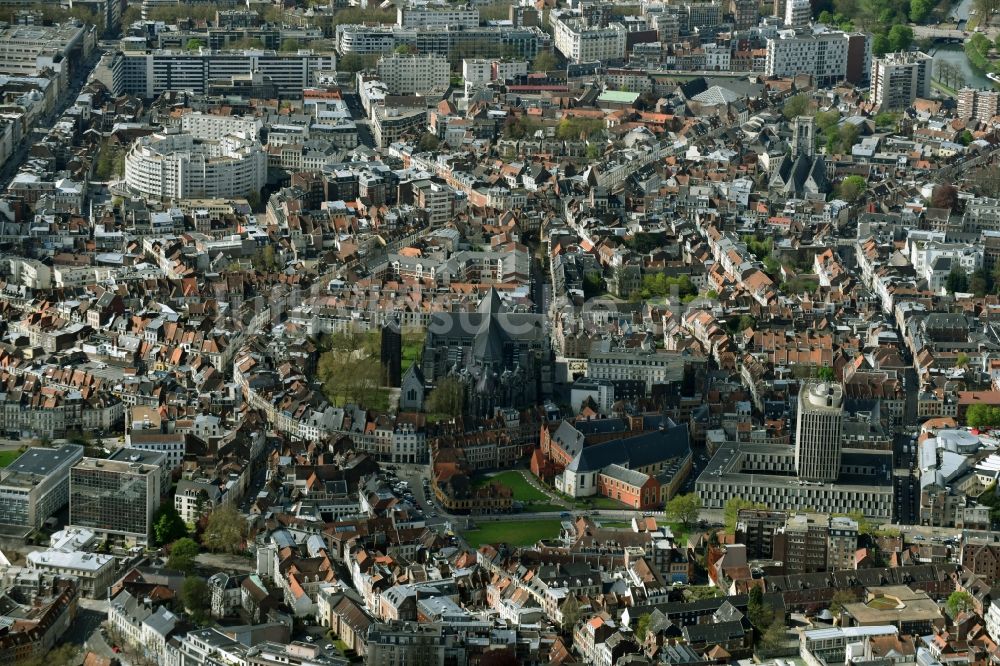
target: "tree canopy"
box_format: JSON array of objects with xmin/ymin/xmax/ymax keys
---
[
  {"xmin": 946, "ymin": 267, "xmax": 969, "ymax": 294},
  {"xmin": 946, "ymin": 590, "xmax": 974, "ymax": 618},
  {"xmin": 837, "ymin": 175, "xmax": 867, "ymax": 202},
  {"xmin": 201, "ymin": 505, "xmax": 246, "ymax": 554},
  {"xmin": 426, "ymin": 377, "xmax": 466, "ymax": 419},
  {"xmin": 153, "ymin": 502, "xmax": 188, "ymax": 545},
  {"xmin": 181, "ymin": 576, "xmax": 212, "ymax": 625},
  {"xmin": 782, "ymin": 94, "xmax": 810, "ymax": 120},
  {"xmin": 931, "ymin": 184, "xmax": 959, "ymax": 210},
  {"xmin": 966, "ymin": 404, "xmax": 1000, "ymax": 429},
  {"xmin": 168, "ymin": 537, "xmax": 200, "ymax": 575},
  {"xmin": 665, "ymin": 493, "xmax": 701, "ymax": 528}
]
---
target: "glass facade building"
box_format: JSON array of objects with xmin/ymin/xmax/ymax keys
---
[{"xmin": 69, "ymin": 458, "xmax": 161, "ymax": 545}]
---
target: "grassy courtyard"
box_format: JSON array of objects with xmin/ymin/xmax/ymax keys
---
[
  {"xmin": 401, "ymin": 328, "xmax": 425, "ymax": 373},
  {"xmin": 0, "ymin": 450, "xmax": 22, "ymax": 467},
  {"xmin": 472, "ymin": 471, "xmax": 565, "ymax": 513},
  {"xmin": 462, "ymin": 519, "xmax": 563, "ymax": 548}
]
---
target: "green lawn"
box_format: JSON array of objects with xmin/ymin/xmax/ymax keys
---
[
  {"xmin": 462, "ymin": 519, "xmax": 563, "ymax": 547},
  {"xmin": 0, "ymin": 450, "xmax": 22, "ymax": 467},
  {"xmin": 597, "ymin": 521, "xmax": 633, "ymax": 529},
  {"xmin": 401, "ymin": 329, "xmax": 425, "ymax": 373},
  {"xmin": 473, "ymin": 471, "xmax": 550, "ymax": 502},
  {"xmin": 574, "ymin": 495, "xmax": 633, "ymax": 510},
  {"xmin": 544, "ymin": 479, "xmax": 632, "ymax": 510}
]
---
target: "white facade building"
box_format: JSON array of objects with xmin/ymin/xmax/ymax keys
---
[
  {"xmin": 552, "ymin": 15, "xmax": 627, "ymax": 64},
  {"xmin": 180, "ymin": 112, "xmax": 262, "ymax": 141},
  {"xmin": 397, "ymin": 3, "xmax": 479, "ymax": 29},
  {"xmin": 376, "ymin": 53, "xmax": 449, "ymax": 95},
  {"xmin": 784, "ymin": 0, "xmax": 812, "ymax": 27},
  {"xmin": 871, "ymin": 51, "xmax": 932, "ymax": 110},
  {"xmin": 27, "ymin": 549, "xmax": 116, "ymax": 599},
  {"xmin": 766, "ymin": 29, "xmax": 851, "ymax": 86},
  {"xmin": 703, "ymin": 43, "xmax": 731, "ymax": 71},
  {"xmin": 119, "ymin": 50, "xmax": 337, "ymax": 98},
  {"xmin": 124, "ymin": 130, "xmax": 267, "ymax": 200}
]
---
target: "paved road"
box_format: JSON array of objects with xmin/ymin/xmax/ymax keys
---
[
  {"xmin": 913, "ymin": 26, "xmax": 969, "ymax": 39},
  {"xmin": 77, "ymin": 598, "xmax": 132, "ymax": 665},
  {"xmin": 0, "ymin": 51, "xmax": 100, "ymax": 191}
]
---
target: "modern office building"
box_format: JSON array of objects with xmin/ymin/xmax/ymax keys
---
[
  {"xmin": 795, "ymin": 381, "xmax": 844, "ymax": 482},
  {"xmin": 115, "ymin": 49, "xmax": 337, "ymax": 99},
  {"xmin": 685, "ymin": 2, "xmax": 723, "ymax": 31},
  {"xmin": 69, "ymin": 457, "xmax": 162, "ymax": 546},
  {"xmin": 336, "ymin": 24, "xmax": 548, "ymax": 61},
  {"xmin": 397, "ymin": 3, "xmax": 479, "ymax": 29},
  {"xmin": 0, "ymin": 21, "xmax": 95, "ymax": 78},
  {"xmin": 108, "ymin": 447, "xmax": 171, "ymax": 495},
  {"xmin": 124, "ymin": 130, "xmax": 267, "ymax": 200},
  {"xmin": 766, "ymin": 28, "xmax": 870, "ymax": 86},
  {"xmin": 695, "ymin": 442, "xmax": 893, "ymax": 519},
  {"xmin": 0, "ymin": 444, "xmax": 84, "ymax": 529},
  {"xmin": 376, "ymin": 53, "xmax": 449, "ymax": 95}
]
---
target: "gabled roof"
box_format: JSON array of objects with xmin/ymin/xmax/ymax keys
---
[{"xmin": 567, "ymin": 422, "xmax": 690, "ymax": 473}]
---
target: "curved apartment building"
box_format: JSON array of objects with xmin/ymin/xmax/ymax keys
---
[{"xmin": 124, "ymin": 131, "xmax": 267, "ymax": 200}]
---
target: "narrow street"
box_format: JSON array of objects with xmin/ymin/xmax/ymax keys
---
[{"xmin": 0, "ymin": 51, "xmax": 101, "ymax": 191}]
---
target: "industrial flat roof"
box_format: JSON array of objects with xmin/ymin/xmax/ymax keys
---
[{"xmin": 3, "ymin": 444, "xmax": 83, "ymax": 481}]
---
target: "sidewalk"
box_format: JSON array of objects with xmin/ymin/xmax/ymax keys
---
[{"xmin": 515, "ymin": 469, "xmax": 572, "ymax": 508}]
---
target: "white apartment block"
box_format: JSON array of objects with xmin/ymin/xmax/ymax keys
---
[
  {"xmin": 958, "ymin": 87, "xmax": 1000, "ymax": 122},
  {"xmin": 397, "ymin": 3, "xmax": 479, "ymax": 29},
  {"xmin": 463, "ymin": 58, "xmax": 492, "ymax": 85},
  {"xmin": 784, "ymin": 0, "xmax": 811, "ymax": 27},
  {"xmin": 337, "ymin": 25, "xmax": 398, "ymax": 54},
  {"xmin": 180, "ymin": 112, "xmax": 263, "ymax": 141},
  {"xmin": 605, "ymin": 69, "xmax": 653, "ymax": 92},
  {"xmin": 119, "ymin": 50, "xmax": 337, "ymax": 98},
  {"xmin": 988, "ymin": 599, "xmax": 1000, "ymax": 644},
  {"xmin": 463, "ymin": 58, "xmax": 529, "ymax": 85},
  {"xmin": 908, "ymin": 237, "xmax": 983, "ymax": 276},
  {"xmin": 124, "ymin": 131, "xmax": 267, "ymax": 200},
  {"xmin": 376, "ymin": 53, "xmax": 449, "ymax": 95},
  {"xmin": 495, "ymin": 60, "xmax": 529, "ymax": 81},
  {"xmin": 703, "ymin": 43, "xmax": 731, "ymax": 71},
  {"xmin": 552, "ymin": 15, "xmax": 627, "ymax": 64},
  {"xmin": 766, "ymin": 29, "xmax": 850, "ymax": 86},
  {"xmin": 871, "ymin": 51, "xmax": 931, "ymax": 110}
]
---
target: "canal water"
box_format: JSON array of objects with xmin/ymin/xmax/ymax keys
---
[{"xmin": 932, "ymin": 43, "xmax": 994, "ymax": 90}]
